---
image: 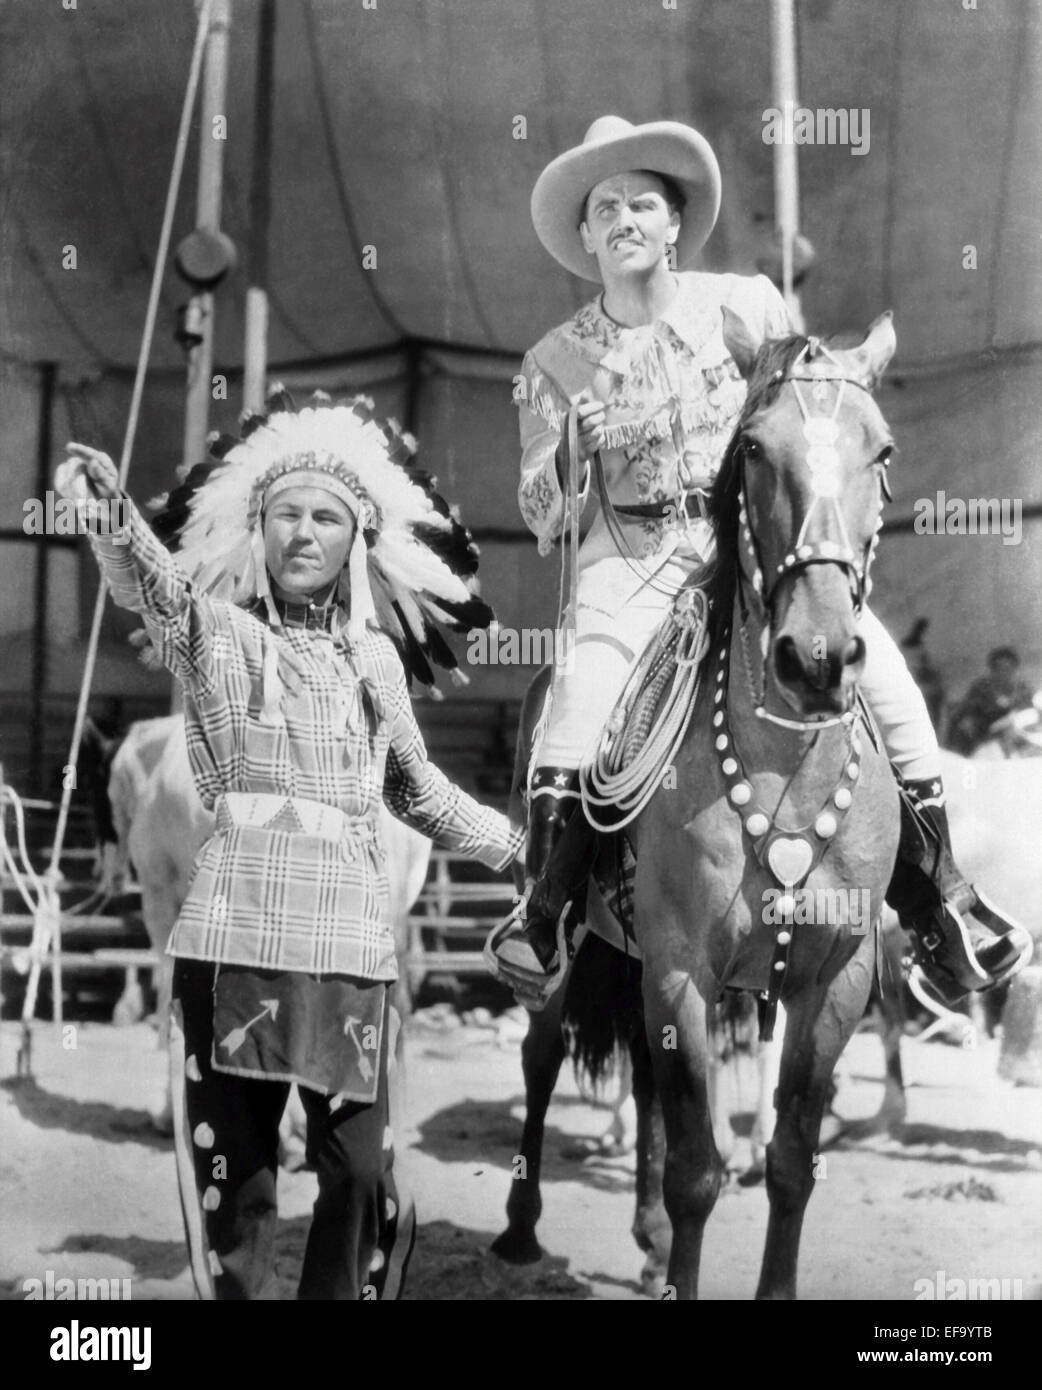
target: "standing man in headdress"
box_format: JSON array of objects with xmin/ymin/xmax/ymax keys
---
[
  {"xmin": 56, "ymin": 397, "xmax": 523, "ymax": 1300},
  {"xmin": 486, "ymin": 116, "xmax": 1030, "ymax": 1007}
]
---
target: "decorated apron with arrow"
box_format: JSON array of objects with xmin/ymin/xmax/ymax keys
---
[{"xmin": 211, "ymin": 963, "xmax": 386, "ymax": 1104}]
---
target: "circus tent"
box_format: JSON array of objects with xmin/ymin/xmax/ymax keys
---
[{"xmin": 1, "ymin": 0, "xmax": 1039, "ymax": 756}]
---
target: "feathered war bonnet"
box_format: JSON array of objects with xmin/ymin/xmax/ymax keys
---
[{"xmin": 149, "ymin": 388, "xmax": 494, "ymax": 697}]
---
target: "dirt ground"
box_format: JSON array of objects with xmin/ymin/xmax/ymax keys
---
[{"xmin": 1, "ymin": 1010, "xmax": 1040, "ymax": 1302}]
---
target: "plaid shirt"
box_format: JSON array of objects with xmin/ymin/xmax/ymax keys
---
[{"xmin": 89, "ymin": 504, "xmax": 522, "ymax": 981}]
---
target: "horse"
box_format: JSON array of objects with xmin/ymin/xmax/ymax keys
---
[
  {"xmin": 497, "ymin": 311, "xmax": 904, "ymax": 1300},
  {"xmin": 103, "ymin": 714, "xmax": 432, "ymax": 1135},
  {"xmin": 490, "ymin": 663, "xmax": 672, "ymax": 1292},
  {"xmin": 490, "ymin": 684, "xmax": 810, "ymax": 1294},
  {"xmin": 105, "ymin": 716, "xmax": 181, "ymax": 892},
  {"xmin": 626, "ymin": 310, "xmax": 906, "ymax": 1300}
]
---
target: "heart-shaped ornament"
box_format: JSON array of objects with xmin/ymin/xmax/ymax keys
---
[{"xmin": 767, "ymin": 835, "xmax": 813, "ymax": 886}]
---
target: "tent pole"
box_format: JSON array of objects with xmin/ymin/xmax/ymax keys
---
[
  {"xmin": 769, "ymin": 0, "xmax": 804, "ymax": 331},
  {"xmin": 182, "ymin": 0, "xmax": 232, "ymax": 468},
  {"xmin": 174, "ymin": 0, "xmax": 231, "ymax": 716},
  {"xmin": 244, "ymin": 0, "xmax": 276, "ymax": 414},
  {"xmin": 403, "ymin": 339, "xmax": 422, "ymax": 435}
]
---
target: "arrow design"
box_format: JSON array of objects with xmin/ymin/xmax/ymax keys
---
[
  {"xmin": 343, "ymin": 1015, "xmax": 374, "ymax": 1082},
  {"xmin": 220, "ymin": 999, "xmax": 279, "ymax": 1056}
]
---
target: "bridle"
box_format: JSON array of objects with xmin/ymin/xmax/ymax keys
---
[
  {"xmin": 737, "ymin": 339, "xmax": 891, "ymax": 612},
  {"xmin": 709, "ymin": 340, "xmax": 893, "ymax": 1036},
  {"xmin": 732, "ymin": 339, "xmax": 892, "ymax": 731}
]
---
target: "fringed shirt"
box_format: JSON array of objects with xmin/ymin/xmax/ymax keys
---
[{"xmin": 517, "ymin": 271, "xmax": 792, "ymax": 571}]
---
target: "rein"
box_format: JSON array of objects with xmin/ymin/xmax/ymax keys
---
[{"xmin": 590, "ymin": 443, "xmax": 693, "ymax": 597}]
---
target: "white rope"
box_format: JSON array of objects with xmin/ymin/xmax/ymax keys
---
[
  {"xmin": 0, "ymin": 783, "xmax": 60, "ymax": 1004},
  {"xmin": 1, "ymin": 785, "xmax": 46, "ymax": 915},
  {"xmin": 22, "ymin": 0, "xmax": 215, "ymax": 1030},
  {"xmin": 580, "ymin": 590, "xmax": 711, "ymax": 832},
  {"xmin": 1, "ymin": 790, "xmax": 111, "ymax": 918}
]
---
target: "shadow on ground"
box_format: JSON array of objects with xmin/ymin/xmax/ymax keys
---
[
  {"xmin": 412, "ymin": 1094, "xmax": 637, "ymax": 1196},
  {"xmin": 833, "ymin": 1120, "xmax": 1040, "ymax": 1175},
  {"xmin": 0, "ymin": 1077, "xmax": 170, "ymax": 1150},
  {"xmin": 48, "ymin": 1232, "xmax": 187, "ymax": 1279},
  {"xmin": 274, "ymin": 1214, "xmax": 595, "ymax": 1300},
  {"xmin": 0, "ymin": 1233, "xmax": 188, "ymax": 1301}
]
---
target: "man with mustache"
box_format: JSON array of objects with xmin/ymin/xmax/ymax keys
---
[{"xmin": 486, "ymin": 116, "xmax": 1030, "ymax": 1009}]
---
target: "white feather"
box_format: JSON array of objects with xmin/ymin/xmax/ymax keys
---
[{"xmin": 166, "ymin": 402, "xmax": 485, "ymax": 676}]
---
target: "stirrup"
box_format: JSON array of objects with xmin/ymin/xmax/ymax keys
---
[
  {"xmin": 912, "ymin": 891, "xmax": 1033, "ymax": 1003},
  {"xmin": 968, "ymin": 888, "xmax": 1034, "ymax": 987},
  {"xmin": 483, "ymin": 906, "xmax": 570, "ymax": 1013}
]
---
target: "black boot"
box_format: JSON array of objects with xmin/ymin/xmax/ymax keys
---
[
  {"xmin": 484, "ymin": 767, "xmax": 596, "ymax": 1003},
  {"xmin": 887, "ymin": 777, "xmax": 1033, "ymax": 1004}
]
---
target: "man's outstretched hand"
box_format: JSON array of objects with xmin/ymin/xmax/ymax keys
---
[{"xmin": 54, "ymin": 443, "xmax": 121, "ymax": 503}]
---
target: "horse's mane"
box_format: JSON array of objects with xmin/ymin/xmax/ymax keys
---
[{"xmin": 704, "ymin": 334, "xmax": 809, "ymax": 651}]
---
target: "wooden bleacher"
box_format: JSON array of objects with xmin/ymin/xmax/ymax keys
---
[{"xmin": 1, "ymin": 691, "xmax": 521, "ymax": 800}]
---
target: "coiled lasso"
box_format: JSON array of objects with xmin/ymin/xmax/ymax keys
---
[{"xmin": 579, "ymin": 587, "xmax": 710, "ymax": 832}]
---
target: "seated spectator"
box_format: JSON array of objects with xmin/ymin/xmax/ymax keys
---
[{"xmin": 949, "ymin": 646, "xmax": 1035, "ymax": 755}]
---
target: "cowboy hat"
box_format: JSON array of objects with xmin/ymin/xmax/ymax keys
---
[{"xmin": 531, "ymin": 116, "xmax": 721, "ymax": 282}]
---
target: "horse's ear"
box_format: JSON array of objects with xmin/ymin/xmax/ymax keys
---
[
  {"xmin": 852, "ymin": 311, "xmax": 897, "ymax": 386},
  {"xmin": 721, "ymin": 306, "xmax": 762, "ymax": 380}
]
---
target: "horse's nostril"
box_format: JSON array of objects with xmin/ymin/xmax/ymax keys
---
[
  {"xmin": 842, "ymin": 636, "xmax": 865, "ymax": 668},
  {"xmin": 774, "ymin": 635, "xmax": 805, "ymax": 687}
]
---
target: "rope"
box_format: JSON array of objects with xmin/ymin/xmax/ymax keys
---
[
  {"xmin": 1, "ymin": 782, "xmax": 61, "ymax": 1016},
  {"xmin": 580, "ymin": 589, "xmax": 710, "ymax": 832},
  {"xmin": 592, "ymin": 448, "xmax": 691, "ymax": 598},
  {"xmin": 21, "ymin": 0, "xmax": 215, "ymax": 1032},
  {"xmin": 1, "ymin": 785, "xmax": 46, "ymax": 916}
]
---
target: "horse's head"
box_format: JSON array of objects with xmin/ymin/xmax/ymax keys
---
[{"xmin": 717, "ymin": 308, "xmax": 896, "ymax": 721}]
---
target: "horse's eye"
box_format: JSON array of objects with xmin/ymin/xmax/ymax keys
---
[
  {"xmin": 742, "ymin": 436, "xmax": 762, "ymax": 461},
  {"xmin": 875, "ymin": 445, "xmax": 895, "ymax": 501}
]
